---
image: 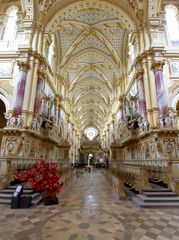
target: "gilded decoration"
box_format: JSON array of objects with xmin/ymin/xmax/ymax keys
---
[
  {"xmin": 151, "ymin": 60, "xmax": 165, "ymax": 72},
  {"xmin": 17, "ymin": 60, "xmax": 30, "ymax": 72},
  {"xmin": 0, "ymin": 0, "xmax": 179, "ymax": 195}
]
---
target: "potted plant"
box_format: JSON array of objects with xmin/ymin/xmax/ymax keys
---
[{"xmin": 15, "ymin": 159, "xmax": 63, "ymax": 205}]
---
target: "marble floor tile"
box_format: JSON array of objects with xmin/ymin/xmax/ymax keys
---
[{"xmin": 0, "ymin": 171, "xmax": 179, "ymax": 239}]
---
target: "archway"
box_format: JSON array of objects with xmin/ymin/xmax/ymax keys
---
[
  {"xmin": 176, "ymin": 100, "xmax": 179, "ymax": 129},
  {"xmin": 0, "ymin": 99, "xmax": 6, "ymax": 152},
  {"xmin": 0, "ymin": 99, "xmax": 6, "ymax": 128}
]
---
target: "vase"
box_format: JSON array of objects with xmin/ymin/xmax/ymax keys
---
[{"xmin": 44, "ymin": 192, "xmax": 59, "ymax": 205}]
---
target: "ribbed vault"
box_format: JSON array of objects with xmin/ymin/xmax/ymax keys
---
[{"xmin": 45, "ymin": 0, "xmax": 136, "ymax": 138}]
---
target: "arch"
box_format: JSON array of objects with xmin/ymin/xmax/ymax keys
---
[
  {"xmin": 0, "ymin": 89, "xmax": 11, "ymax": 111},
  {"xmin": 2, "ymin": 3, "xmax": 20, "ymax": 13},
  {"xmin": 0, "ymin": 99, "xmax": 6, "ymax": 129},
  {"xmin": 74, "ymin": 92, "xmax": 109, "ymax": 108},
  {"xmin": 176, "ymin": 101, "xmax": 179, "ymax": 129},
  {"xmin": 60, "ymin": 48, "xmax": 119, "ymax": 76},
  {"xmin": 170, "ymin": 87, "xmax": 179, "ymax": 109},
  {"xmin": 3, "ymin": 6, "xmax": 18, "ymax": 41},
  {"xmin": 165, "ymin": 4, "xmax": 179, "ymax": 44},
  {"xmin": 176, "ymin": 101, "xmax": 179, "ymax": 111},
  {"xmin": 45, "ymin": 0, "xmax": 137, "ymax": 31},
  {"xmin": 60, "ymin": 122, "xmax": 65, "ymax": 139}
]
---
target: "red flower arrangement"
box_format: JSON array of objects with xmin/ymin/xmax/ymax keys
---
[{"xmin": 15, "ymin": 159, "xmax": 63, "ymax": 196}]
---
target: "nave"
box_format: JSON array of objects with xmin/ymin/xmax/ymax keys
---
[{"xmin": 1, "ymin": 171, "xmax": 179, "ymax": 240}]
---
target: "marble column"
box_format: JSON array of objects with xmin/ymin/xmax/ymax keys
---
[
  {"xmin": 55, "ymin": 95, "xmax": 62, "ymax": 127},
  {"xmin": 41, "ymin": 97, "xmax": 48, "ymax": 118},
  {"xmin": 151, "ymin": 60, "xmax": 168, "ymax": 118},
  {"xmin": 34, "ymin": 68, "xmax": 45, "ymax": 118},
  {"xmin": 42, "ymin": 37, "xmax": 49, "ymax": 60},
  {"xmin": 111, "ymin": 115, "xmax": 116, "ymax": 143},
  {"xmin": 14, "ymin": 60, "xmax": 30, "ymax": 116},
  {"xmin": 50, "ymin": 99, "xmax": 55, "ymax": 122},
  {"xmin": 28, "ymin": 59, "xmax": 39, "ymax": 118},
  {"xmin": 37, "ymin": 28, "xmax": 43, "ymax": 55},
  {"xmin": 58, "ymin": 106, "xmax": 62, "ymax": 127},
  {"xmin": 107, "ymin": 125, "xmax": 110, "ymax": 148},
  {"xmin": 66, "ymin": 117, "xmax": 70, "ymax": 142},
  {"xmin": 136, "ymin": 69, "xmax": 147, "ymax": 119},
  {"xmin": 118, "ymin": 95, "xmax": 125, "ymax": 126}
]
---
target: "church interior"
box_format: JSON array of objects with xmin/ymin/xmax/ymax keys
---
[{"xmin": 0, "ymin": 0, "xmax": 179, "ymax": 239}]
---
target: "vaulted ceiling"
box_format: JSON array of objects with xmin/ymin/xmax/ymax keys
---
[{"xmin": 46, "ymin": 1, "xmax": 136, "ymax": 135}]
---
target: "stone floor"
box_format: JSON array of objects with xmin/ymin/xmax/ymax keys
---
[{"xmin": 1, "ymin": 171, "xmax": 179, "ymax": 240}]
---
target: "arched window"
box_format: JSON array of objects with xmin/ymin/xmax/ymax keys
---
[
  {"xmin": 48, "ymin": 34, "xmax": 56, "ymax": 67},
  {"xmin": 165, "ymin": 5, "xmax": 179, "ymax": 46},
  {"xmin": 128, "ymin": 33, "xmax": 135, "ymax": 69},
  {"xmin": 48, "ymin": 42, "xmax": 53, "ymax": 64},
  {"xmin": 3, "ymin": 7, "xmax": 18, "ymax": 41}
]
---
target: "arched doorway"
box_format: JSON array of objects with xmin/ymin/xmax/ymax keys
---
[
  {"xmin": 0, "ymin": 99, "xmax": 6, "ymax": 128},
  {"xmin": 176, "ymin": 100, "xmax": 179, "ymax": 129},
  {"xmin": 0, "ymin": 99, "xmax": 6, "ymax": 151}
]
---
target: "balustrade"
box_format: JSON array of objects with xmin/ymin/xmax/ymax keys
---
[{"xmin": 105, "ymin": 165, "xmax": 150, "ymax": 198}]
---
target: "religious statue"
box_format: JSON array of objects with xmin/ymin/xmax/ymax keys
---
[
  {"xmin": 16, "ymin": 115, "xmax": 23, "ymax": 128},
  {"xmin": 4, "ymin": 112, "xmax": 12, "ymax": 127},
  {"xmin": 87, "ymin": 154, "xmax": 93, "ymax": 167}
]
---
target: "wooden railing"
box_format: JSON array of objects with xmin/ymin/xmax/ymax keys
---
[
  {"xmin": 122, "ymin": 159, "xmax": 177, "ymax": 191},
  {"xmin": 106, "ymin": 161, "xmax": 179, "ymax": 197},
  {"xmin": 105, "ymin": 165, "xmax": 150, "ymax": 199}
]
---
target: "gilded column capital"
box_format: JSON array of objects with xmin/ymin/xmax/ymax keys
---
[
  {"xmin": 119, "ymin": 94, "xmax": 125, "ymax": 101},
  {"xmin": 136, "ymin": 68, "xmax": 144, "ymax": 81},
  {"xmin": 151, "ymin": 60, "xmax": 165, "ymax": 72},
  {"xmin": 118, "ymin": 94, "xmax": 125, "ymax": 109},
  {"xmin": 58, "ymin": 103, "xmax": 63, "ymax": 110},
  {"xmin": 17, "ymin": 60, "xmax": 30, "ymax": 72},
  {"xmin": 111, "ymin": 113, "xmax": 115, "ymax": 119},
  {"xmin": 37, "ymin": 67, "xmax": 45, "ymax": 80},
  {"xmin": 56, "ymin": 94, "xmax": 63, "ymax": 102}
]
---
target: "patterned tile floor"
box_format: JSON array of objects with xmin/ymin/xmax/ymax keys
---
[{"xmin": 1, "ymin": 171, "xmax": 179, "ymax": 240}]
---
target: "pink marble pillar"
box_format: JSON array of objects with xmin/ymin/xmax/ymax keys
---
[
  {"xmin": 152, "ymin": 61, "xmax": 168, "ymax": 118},
  {"xmin": 34, "ymin": 68, "xmax": 45, "ymax": 117},
  {"xmin": 137, "ymin": 69, "xmax": 147, "ymax": 119},
  {"xmin": 14, "ymin": 61, "xmax": 29, "ymax": 116}
]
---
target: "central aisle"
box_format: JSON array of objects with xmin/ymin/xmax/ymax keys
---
[
  {"xmin": 41, "ymin": 171, "xmax": 179, "ymax": 240},
  {"xmin": 43, "ymin": 171, "xmax": 128, "ymax": 240},
  {"xmin": 1, "ymin": 170, "xmax": 179, "ymax": 239}
]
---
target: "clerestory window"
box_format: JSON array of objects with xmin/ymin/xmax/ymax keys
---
[
  {"xmin": 3, "ymin": 7, "xmax": 18, "ymax": 41},
  {"xmin": 165, "ymin": 5, "xmax": 179, "ymax": 46}
]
